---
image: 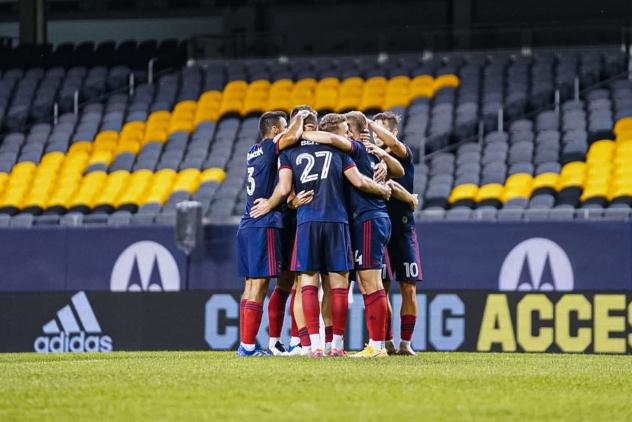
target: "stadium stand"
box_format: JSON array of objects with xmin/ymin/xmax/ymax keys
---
[{"xmin": 0, "ymin": 47, "xmax": 628, "ymax": 226}]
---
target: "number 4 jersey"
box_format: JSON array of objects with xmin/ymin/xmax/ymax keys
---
[
  {"xmin": 239, "ymin": 138, "xmax": 283, "ymax": 230},
  {"xmin": 279, "ymin": 140, "xmax": 356, "ymax": 225}
]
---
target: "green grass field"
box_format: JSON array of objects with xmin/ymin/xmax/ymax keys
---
[{"xmin": 1, "ymin": 352, "xmax": 632, "ymax": 421}]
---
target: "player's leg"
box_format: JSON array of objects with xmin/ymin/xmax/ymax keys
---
[
  {"xmin": 292, "ymin": 278, "xmax": 311, "ymax": 356},
  {"xmin": 398, "ymin": 281, "xmax": 417, "ymax": 355},
  {"xmin": 351, "ymin": 218, "xmax": 390, "ymax": 358},
  {"xmin": 321, "ymin": 275, "xmax": 333, "ymax": 353},
  {"xmin": 300, "ymin": 271, "xmax": 323, "ymax": 356},
  {"xmin": 393, "ymin": 225, "xmax": 422, "ymax": 356},
  {"xmin": 287, "ymin": 277, "xmax": 300, "ymax": 351},
  {"xmin": 268, "ymin": 271, "xmax": 292, "ymax": 355},
  {"xmin": 239, "ymin": 277, "xmax": 270, "ymax": 355},
  {"xmin": 321, "ymin": 222, "xmax": 354, "ymax": 356},
  {"xmin": 236, "ymin": 227, "xmax": 280, "ymax": 356},
  {"xmin": 383, "ymin": 248, "xmax": 396, "ymax": 354},
  {"xmin": 325, "ymin": 271, "xmax": 349, "ymax": 356}
]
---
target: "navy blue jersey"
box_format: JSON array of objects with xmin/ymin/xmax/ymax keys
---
[
  {"xmin": 239, "ymin": 138, "xmax": 283, "ymax": 229},
  {"xmin": 386, "ymin": 144, "xmax": 415, "ymax": 225},
  {"xmin": 345, "ymin": 140, "xmax": 389, "ymax": 223},
  {"xmin": 279, "ymin": 140, "xmax": 356, "ymax": 225}
]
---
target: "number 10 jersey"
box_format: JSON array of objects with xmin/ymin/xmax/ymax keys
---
[{"xmin": 279, "ymin": 140, "xmax": 356, "ymax": 225}]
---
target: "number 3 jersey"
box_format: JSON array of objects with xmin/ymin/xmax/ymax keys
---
[
  {"xmin": 279, "ymin": 140, "xmax": 356, "ymax": 225},
  {"xmin": 239, "ymin": 138, "xmax": 283, "ymax": 229}
]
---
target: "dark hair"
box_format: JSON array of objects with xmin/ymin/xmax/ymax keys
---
[
  {"xmin": 319, "ymin": 113, "xmax": 346, "ymax": 133},
  {"xmin": 344, "ymin": 111, "xmax": 368, "ymax": 133},
  {"xmin": 259, "ymin": 111, "xmax": 288, "ymax": 138},
  {"xmin": 373, "ymin": 111, "xmax": 401, "ymax": 132},
  {"xmin": 290, "ymin": 105, "xmax": 318, "ymax": 126}
]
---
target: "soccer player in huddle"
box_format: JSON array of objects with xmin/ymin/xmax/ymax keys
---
[
  {"xmin": 371, "ymin": 111, "xmax": 422, "ymax": 355},
  {"xmin": 253, "ymin": 113, "xmax": 391, "ymax": 357},
  {"xmin": 235, "ymin": 109, "xmax": 311, "ymax": 357}
]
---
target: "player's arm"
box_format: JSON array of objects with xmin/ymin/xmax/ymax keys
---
[
  {"xmin": 344, "ymin": 165, "xmax": 391, "ymax": 200},
  {"xmin": 388, "ymin": 180, "xmax": 419, "ymax": 211},
  {"xmin": 365, "ymin": 143, "xmax": 404, "ymax": 178},
  {"xmin": 274, "ymin": 110, "xmax": 311, "ymax": 151},
  {"xmin": 367, "ymin": 118, "xmax": 408, "ymax": 158},
  {"xmin": 299, "ymin": 130, "xmax": 353, "ymax": 153},
  {"xmin": 250, "ymin": 168, "xmax": 293, "ymax": 218}
]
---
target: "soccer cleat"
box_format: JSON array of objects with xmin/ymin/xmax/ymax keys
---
[
  {"xmin": 324, "ymin": 344, "xmax": 332, "ymax": 356},
  {"xmin": 385, "ymin": 340, "xmax": 397, "ymax": 355},
  {"xmin": 328, "ymin": 348, "xmax": 348, "ymax": 357},
  {"xmin": 287, "ymin": 343, "xmax": 301, "ymax": 355},
  {"xmin": 270, "ymin": 341, "xmax": 289, "ymax": 356},
  {"xmin": 397, "ymin": 342, "xmax": 417, "ymax": 356},
  {"xmin": 236, "ymin": 344, "xmax": 271, "ymax": 357},
  {"xmin": 309, "ymin": 349, "xmax": 324, "ymax": 358},
  {"xmin": 350, "ymin": 344, "xmax": 388, "ymax": 358}
]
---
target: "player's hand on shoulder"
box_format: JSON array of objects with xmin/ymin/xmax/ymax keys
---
[
  {"xmin": 381, "ymin": 183, "xmax": 392, "ymax": 201},
  {"xmin": 296, "ymin": 110, "xmax": 311, "ymax": 120},
  {"xmin": 290, "ymin": 190, "xmax": 314, "ymax": 209},
  {"xmin": 365, "ymin": 143, "xmax": 386, "ymax": 158},
  {"xmin": 410, "ymin": 193, "xmax": 419, "ymax": 211},
  {"xmin": 373, "ymin": 160, "xmax": 387, "ymax": 183},
  {"xmin": 250, "ymin": 197, "xmax": 272, "ymax": 218}
]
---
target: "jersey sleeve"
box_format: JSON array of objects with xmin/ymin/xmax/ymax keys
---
[
  {"xmin": 342, "ymin": 152, "xmax": 357, "ymax": 172},
  {"xmin": 402, "ymin": 145, "xmax": 414, "ymax": 165},
  {"xmin": 261, "ymin": 138, "xmax": 278, "ymax": 157},
  {"xmin": 349, "ymin": 140, "xmax": 363, "ymax": 160},
  {"xmin": 278, "ymin": 151, "xmax": 292, "ymax": 171}
]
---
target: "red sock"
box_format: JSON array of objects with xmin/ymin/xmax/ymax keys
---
[
  {"xmin": 331, "ymin": 288, "xmax": 348, "ymax": 336},
  {"xmin": 401, "ymin": 314, "xmax": 416, "ymax": 342},
  {"xmin": 268, "ymin": 287, "xmax": 290, "ymax": 338},
  {"xmin": 301, "ymin": 285, "xmax": 320, "ymax": 335},
  {"xmin": 289, "ymin": 288, "xmax": 298, "ymax": 338},
  {"xmin": 325, "ymin": 326, "xmax": 333, "ymax": 343},
  {"xmin": 298, "ymin": 327, "xmax": 311, "ymax": 347},
  {"xmin": 242, "ymin": 300, "xmax": 263, "ymax": 345},
  {"xmin": 386, "ymin": 310, "xmax": 393, "ymax": 341},
  {"xmin": 363, "ymin": 289, "xmax": 387, "ymax": 341},
  {"xmin": 239, "ymin": 298, "xmax": 246, "ymax": 343}
]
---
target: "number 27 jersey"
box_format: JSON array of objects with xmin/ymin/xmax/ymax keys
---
[{"xmin": 279, "ymin": 141, "xmax": 356, "ymax": 225}]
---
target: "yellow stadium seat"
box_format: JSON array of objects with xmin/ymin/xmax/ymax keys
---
[
  {"xmin": 449, "ymin": 183, "xmax": 478, "ymax": 203},
  {"xmin": 433, "ymin": 74, "xmax": 460, "ymax": 91},
  {"xmin": 614, "ymin": 117, "xmax": 632, "ymax": 136},
  {"xmin": 201, "ymin": 168, "xmax": 226, "ymax": 183},
  {"xmin": 532, "ymin": 173, "xmax": 559, "ymax": 191}
]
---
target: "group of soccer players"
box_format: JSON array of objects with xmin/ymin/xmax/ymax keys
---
[{"xmin": 236, "ymin": 104, "xmax": 422, "ymax": 358}]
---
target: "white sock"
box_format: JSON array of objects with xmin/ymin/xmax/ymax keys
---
[
  {"xmin": 290, "ymin": 336, "xmax": 301, "ymax": 347},
  {"xmin": 309, "ymin": 334, "xmax": 322, "ymax": 351},
  {"xmin": 332, "ymin": 334, "xmax": 344, "ymax": 350},
  {"xmin": 369, "ymin": 339, "xmax": 384, "ymax": 350},
  {"xmin": 325, "ymin": 342, "xmax": 332, "ymax": 351},
  {"xmin": 400, "ymin": 340, "xmax": 411, "ymax": 348},
  {"xmin": 268, "ymin": 337, "xmax": 280, "ymax": 350},
  {"xmin": 242, "ymin": 343, "xmax": 255, "ymax": 352}
]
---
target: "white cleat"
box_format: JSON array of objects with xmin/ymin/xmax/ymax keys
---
[
  {"xmin": 287, "ymin": 345, "xmax": 310, "ymax": 357},
  {"xmin": 397, "ymin": 342, "xmax": 417, "ymax": 356},
  {"xmin": 270, "ymin": 341, "xmax": 289, "ymax": 356}
]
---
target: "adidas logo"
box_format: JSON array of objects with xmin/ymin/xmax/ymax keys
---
[{"xmin": 33, "ymin": 291, "xmax": 113, "ymax": 353}]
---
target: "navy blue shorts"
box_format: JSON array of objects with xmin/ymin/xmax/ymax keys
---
[
  {"xmin": 387, "ymin": 222, "xmax": 423, "ymax": 282},
  {"xmin": 281, "ymin": 213, "xmax": 297, "ymax": 271},
  {"xmin": 237, "ymin": 227, "xmax": 282, "ymax": 278},
  {"xmin": 290, "ymin": 222, "xmax": 353, "ymax": 273},
  {"xmin": 350, "ymin": 217, "xmax": 391, "ymax": 270}
]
